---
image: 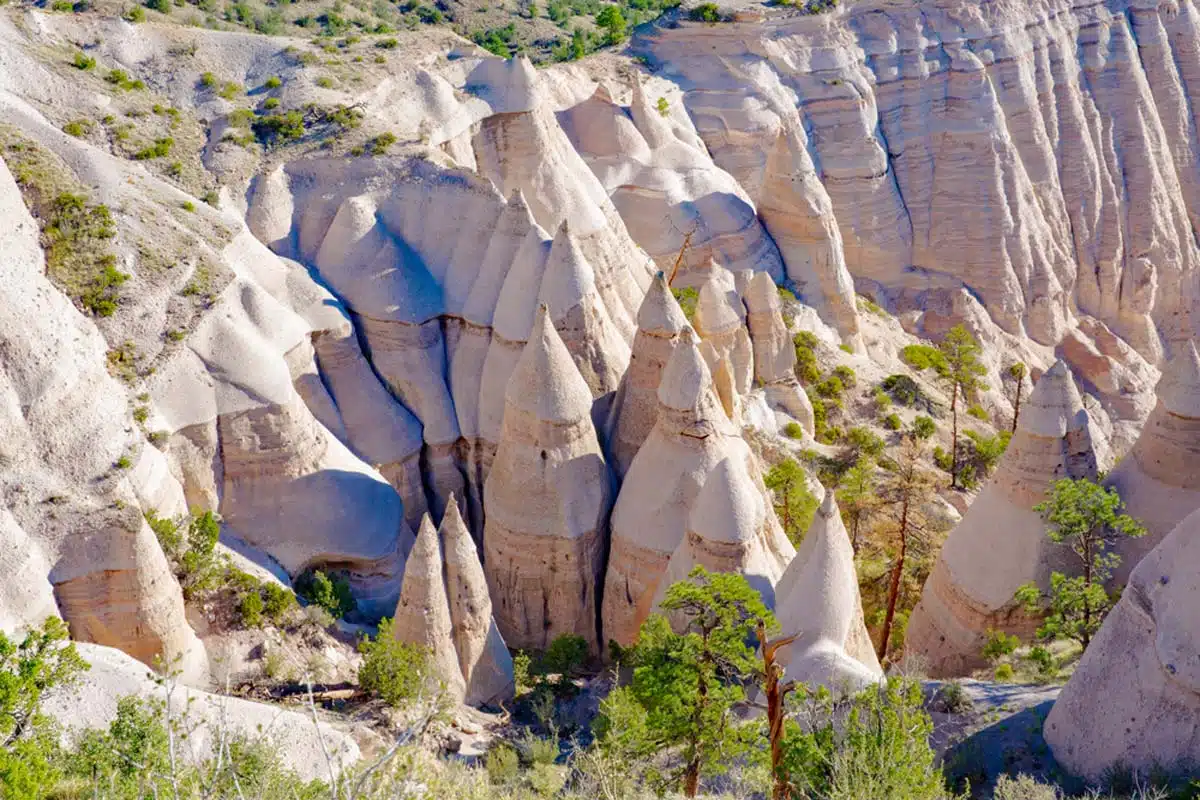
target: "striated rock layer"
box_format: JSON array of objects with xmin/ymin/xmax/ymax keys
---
[
  {"xmin": 906, "ymin": 362, "xmax": 1101, "ymax": 676},
  {"xmin": 483, "ymin": 306, "xmax": 611, "ymax": 653},
  {"xmin": 1044, "ymin": 506, "xmax": 1200, "ymax": 781},
  {"xmin": 1105, "ymin": 340, "xmax": 1200, "ymax": 586},
  {"xmin": 643, "ymin": 0, "xmax": 1200, "ymax": 358}
]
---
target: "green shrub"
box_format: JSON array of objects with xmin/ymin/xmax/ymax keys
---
[
  {"xmin": 881, "ymin": 374, "xmax": 923, "ymax": 407},
  {"xmin": 688, "ymin": 2, "xmax": 722, "ymax": 21},
  {"xmin": 113, "ymin": 455, "xmax": 131, "ymax": 469},
  {"xmin": 262, "ymin": 582, "xmax": 296, "ymax": 623},
  {"xmin": 199, "ymin": 71, "xmax": 216, "ymax": 87},
  {"xmin": 966, "ymin": 403, "xmax": 989, "ymax": 421},
  {"xmin": 358, "ymin": 618, "xmax": 430, "ymax": 706},
  {"xmin": 132, "ymin": 405, "xmax": 149, "ymax": 424},
  {"xmin": 486, "ymin": 742, "xmax": 521, "ymax": 786},
  {"xmin": 218, "ymin": 81, "xmax": 243, "ymax": 99},
  {"xmin": 793, "ymin": 330, "xmax": 820, "ymax": 384},
  {"xmin": 315, "ymin": 76, "xmax": 334, "ymax": 88},
  {"xmin": 62, "ymin": 119, "xmax": 92, "ymax": 138},
  {"xmin": 832, "ymin": 364, "xmax": 857, "ymax": 389},
  {"xmin": 815, "ymin": 375, "xmax": 845, "ymax": 402},
  {"xmin": 993, "ymin": 663, "xmax": 1014, "ymax": 682},
  {"xmin": 125, "ymin": 4, "xmax": 145, "ymax": 21},
  {"xmin": 296, "ymin": 569, "xmax": 355, "ymax": 618},
  {"xmin": 252, "ymin": 110, "xmax": 306, "ymax": 145},
  {"xmin": 844, "ymin": 426, "xmax": 884, "ymax": 462},
  {"xmin": 656, "ymin": 96, "xmax": 669, "ymax": 116},
  {"xmin": 672, "ymin": 286, "xmax": 699, "ymax": 322},
  {"xmin": 933, "ymin": 681, "xmax": 972, "ymax": 714},
  {"xmin": 765, "ymin": 458, "xmax": 819, "ymax": 544},
  {"xmin": 145, "ymin": 0, "xmax": 170, "ymax": 12},
  {"xmin": 181, "ymin": 200, "xmax": 196, "ymax": 212},
  {"xmin": 238, "ymin": 589, "xmax": 264, "ymax": 627},
  {"xmin": 911, "ymin": 415, "xmax": 936, "ymax": 440},
  {"xmin": 376, "ymin": 37, "xmax": 399, "ymax": 48},
  {"xmin": 201, "ymin": 189, "xmax": 219, "ymax": 207},
  {"xmin": 104, "ymin": 68, "xmax": 144, "ymax": 90},
  {"xmin": 541, "ymin": 633, "xmax": 588, "ymax": 676},
  {"xmin": 264, "ymin": 75, "xmax": 282, "ymax": 89},
  {"xmin": 72, "ymin": 52, "xmax": 96, "ymax": 70},
  {"xmin": 883, "ymin": 413, "xmax": 901, "ymax": 431},
  {"xmin": 133, "ymin": 137, "xmax": 173, "ymax": 160},
  {"xmin": 900, "ymin": 343, "xmax": 946, "ymax": 373},
  {"xmin": 981, "ymin": 629, "xmax": 1019, "ymax": 663},
  {"xmin": 366, "ymin": 131, "xmax": 397, "ymax": 154},
  {"xmin": 262, "ymin": 97, "xmax": 280, "ymax": 110},
  {"xmin": 783, "ymin": 421, "xmax": 805, "ymax": 439}
]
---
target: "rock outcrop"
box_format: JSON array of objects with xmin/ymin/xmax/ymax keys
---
[
  {"xmin": 1044, "ymin": 506, "xmax": 1200, "ymax": 781},
  {"xmin": 392, "ymin": 515, "xmax": 465, "ymax": 703},
  {"xmin": 441, "ymin": 497, "xmax": 514, "ymax": 707},
  {"xmin": 653, "ymin": 456, "xmax": 789, "ymax": 610},
  {"xmin": 483, "ymin": 305, "xmax": 610, "ymax": 653},
  {"xmin": 694, "ymin": 278, "xmax": 754, "ymax": 406},
  {"xmin": 906, "ymin": 361, "xmax": 1100, "ymax": 676},
  {"xmin": 743, "ymin": 270, "xmax": 814, "ymax": 432},
  {"xmin": 774, "ymin": 494, "xmax": 882, "ymax": 693},
  {"xmin": 1105, "ymin": 340, "xmax": 1200, "ymax": 586},
  {"xmin": 602, "ymin": 328, "xmax": 793, "ymax": 646},
  {"xmin": 605, "ymin": 271, "xmax": 690, "ymax": 478}
]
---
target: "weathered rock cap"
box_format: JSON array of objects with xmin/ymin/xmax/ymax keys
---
[
  {"xmin": 689, "ymin": 457, "xmax": 762, "ymax": 544},
  {"xmin": 1019, "ymin": 359, "xmax": 1085, "ymax": 438},
  {"xmin": 639, "ymin": 272, "xmax": 689, "ymax": 335},
  {"xmin": 506, "ymin": 304, "xmax": 594, "ymax": 422}
]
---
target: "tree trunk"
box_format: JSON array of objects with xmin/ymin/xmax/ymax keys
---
[
  {"xmin": 877, "ymin": 495, "xmax": 910, "ymax": 660},
  {"xmin": 684, "ymin": 633, "xmax": 711, "ymax": 799},
  {"xmin": 757, "ymin": 623, "xmax": 798, "ymax": 800},
  {"xmin": 949, "ymin": 383, "xmax": 959, "ymax": 489},
  {"xmin": 1011, "ymin": 373, "xmax": 1023, "ymax": 434},
  {"xmin": 850, "ymin": 512, "xmax": 860, "ymax": 553}
]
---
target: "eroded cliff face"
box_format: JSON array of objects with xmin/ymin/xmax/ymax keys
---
[{"xmin": 641, "ymin": 0, "xmax": 1200, "ymax": 363}]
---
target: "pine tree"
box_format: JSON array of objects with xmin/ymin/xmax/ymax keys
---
[
  {"xmin": 1007, "ymin": 362, "xmax": 1027, "ymax": 434},
  {"xmin": 876, "ymin": 437, "xmax": 935, "ymax": 660},
  {"xmin": 936, "ymin": 325, "xmax": 988, "ymax": 489}
]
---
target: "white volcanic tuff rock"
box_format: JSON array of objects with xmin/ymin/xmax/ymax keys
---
[
  {"xmin": 605, "ymin": 271, "xmax": 690, "ymax": 479},
  {"xmin": 1044, "ymin": 504, "xmax": 1200, "ymax": 780},
  {"xmin": 694, "ymin": 279, "xmax": 754, "ymax": 410},
  {"xmin": 483, "ymin": 306, "xmax": 611, "ymax": 653},
  {"xmin": 1105, "ymin": 340, "xmax": 1200, "ymax": 586},
  {"xmin": 393, "ymin": 515, "xmax": 465, "ymax": 702},
  {"xmin": 0, "ymin": 510, "xmax": 58, "ymax": 633},
  {"xmin": 312, "ymin": 326, "xmax": 428, "ymax": 531},
  {"xmin": 652, "ymin": 456, "xmax": 790, "ymax": 611},
  {"xmin": 743, "ymin": 271, "xmax": 815, "ymax": 432},
  {"xmin": 440, "ymin": 497, "xmax": 515, "ymax": 707},
  {"xmin": 559, "ymin": 80, "xmax": 786, "ymax": 284},
  {"xmin": 44, "ymin": 643, "xmax": 359, "ymax": 782},
  {"xmin": 756, "ymin": 125, "xmax": 863, "ymax": 346},
  {"xmin": 774, "ymin": 494, "xmax": 882, "ymax": 693},
  {"xmin": 602, "ymin": 328, "xmax": 794, "ymax": 646},
  {"xmin": 538, "ymin": 221, "xmax": 632, "ymax": 400},
  {"xmin": 645, "ymin": 0, "xmax": 1200, "ymax": 358},
  {"xmin": 906, "ymin": 361, "xmax": 1101, "ymax": 677},
  {"xmin": 0, "ymin": 156, "xmax": 206, "ymax": 681}
]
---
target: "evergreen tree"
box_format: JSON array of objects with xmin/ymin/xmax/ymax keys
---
[
  {"xmin": 837, "ymin": 461, "xmax": 876, "ymax": 553},
  {"xmin": 1016, "ymin": 478, "xmax": 1145, "ymax": 650},
  {"xmin": 935, "ymin": 326, "xmax": 988, "ymax": 489},
  {"xmin": 1007, "ymin": 362, "xmax": 1027, "ymax": 434}
]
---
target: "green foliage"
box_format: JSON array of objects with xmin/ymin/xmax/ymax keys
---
[
  {"xmin": 911, "ymin": 415, "xmax": 936, "ymax": 440},
  {"xmin": 296, "ymin": 569, "xmax": 356, "ymax": 619},
  {"xmin": 540, "ymin": 634, "xmax": 589, "ymax": 676},
  {"xmin": 512, "ymin": 650, "xmax": 532, "ymax": 695},
  {"xmin": 688, "ymin": 2, "xmax": 722, "ymax": 21},
  {"xmin": 779, "ymin": 679, "xmax": 951, "ymax": 800},
  {"xmin": 133, "ymin": 137, "xmax": 173, "ymax": 160},
  {"xmin": 793, "ymin": 330, "xmax": 820, "ymax": 384},
  {"xmin": 473, "ymin": 24, "xmax": 517, "ymax": 57},
  {"xmin": 218, "ymin": 81, "xmax": 243, "ymax": 99},
  {"xmin": 486, "ymin": 742, "xmax": 521, "ymax": 785},
  {"xmin": 656, "ymin": 96, "xmax": 669, "ymax": 116},
  {"xmin": 1016, "ymin": 479, "xmax": 1146, "ymax": 650},
  {"xmin": 881, "ymin": 374, "xmax": 927, "ymax": 409},
  {"xmin": 783, "ymin": 421, "xmax": 805, "ymax": 439},
  {"xmin": 765, "ymin": 458, "xmax": 819, "ymax": 545},
  {"xmin": 124, "ymin": 4, "xmax": 145, "ymax": 21},
  {"xmin": 843, "ymin": 426, "xmax": 884, "ymax": 463},
  {"xmin": 72, "ymin": 52, "xmax": 96, "ymax": 70},
  {"xmin": 960, "ymin": 429, "xmax": 1010, "ymax": 482},
  {"xmin": 264, "ymin": 75, "xmax": 282, "ymax": 89},
  {"xmin": 199, "ymin": 71, "xmax": 216, "ymax": 87},
  {"xmin": 253, "ymin": 110, "xmax": 306, "ymax": 145},
  {"xmin": 145, "ymin": 0, "xmax": 170, "ymax": 13},
  {"xmin": 603, "ymin": 568, "xmax": 770, "ymax": 796},
  {"xmin": 993, "ymin": 663, "xmax": 1014, "ymax": 681},
  {"xmin": 36, "ymin": 192, "xmax": 125, "ymax": 317},
  {"xmin": 595, "ymin": 4, "xmax": 626, "ymax": 43},
  {"xmin": 966, "ymin": 403, "xmax": 988, "ymax": 421},
  {"xmin": 201, "ymin": 189, "xmax": 219, "ymax": 207},
  {"xmin": 933, "ymin": 681, "xmax": 972, "ymax": 714},
  {"xmin": 832, "ymin": 364, "xmax": 857, "ymax": 389},
  {"xmin": 358, "ymin": 618, "xmax": 431, "ymax": 706},
  {"xmin": 366, "ymin": 131, "xmax": 397, "ymax": 155},
  {"xmin": 981, "ymin": 629, "xmax": 1019, "ymax": 663},
  {"xmin": 883, "ymin": 413, "xmax": 902, "ymax": 431},
  {"xmin": 113, "ymin": 455, "xmax": 131, "ymax": 470},
  {"xmin": 672, "ymin": 286, "xmax": 699, "ymax": 322},
  {"xmin": 900, "ymin": 344, "xmax": 946, "ymax": 373},
  {"xmin": 62, "ymin": 118, "xmax": 89, "ymax": 138},
  {"xmin": 239, "ymin": 588, "xmax": 265, "ymax": 627},
  {"xmin": 104, "ymin": 68, "xmax": 144, "ymax": 90},
  {"xmin": 376, "ymin": 37, "xmax": 399, "ymax": 48}
]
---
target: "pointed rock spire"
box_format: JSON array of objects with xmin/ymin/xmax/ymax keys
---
[
  {"xmin": 658, "ymin": 327, "xmax": 716, "ymax": 412},
  {"xmin": 774, "ymin": 493, "xmax": 882, "ymax": 692},
  {"xmin": 463, "ymin": 189, "xmax": 537, "ymax": 327},
  {"xmin": 483, "ymin": 307, "xmax": 611, "ymax": 653},
  {"xmin": 1106, "ymin": 338, "xmax": 1200, "ymax": 585},
  {"xmin": 392, "ymin": 515, "xmax": 465, "ymax": 701},
  {"xmin": 652, "ymin": 456, "xmax": 785, "ymax": 612},
  {"xmin": 693, "ymin": 280, "xmax": 753, "ymax": 405},
  {"xmin": 606, "ymin": 272, "xmax": 690, "ymax": 477},
  {"xmin": 441, "ymin": 495, "xmax": 515, "ymax": 706},
  {"xmin": 906, "ymin": 361, "xmax": 1101, "ymax": 676},
  {"xmin": 629, "ymin": 73, "xmax": 674, "ymax": 150},
  {"xmin": 743, "ymin": 271, "xmax": 813, "ymax": 432}
]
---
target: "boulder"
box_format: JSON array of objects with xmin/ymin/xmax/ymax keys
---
[
  {"xmin": 483, "ymin": 305, "xmax": 611, "ymax": 653},
  {"xmin": 906, "ymin": 361, "xmax": 1101, "ymax": 676}
]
